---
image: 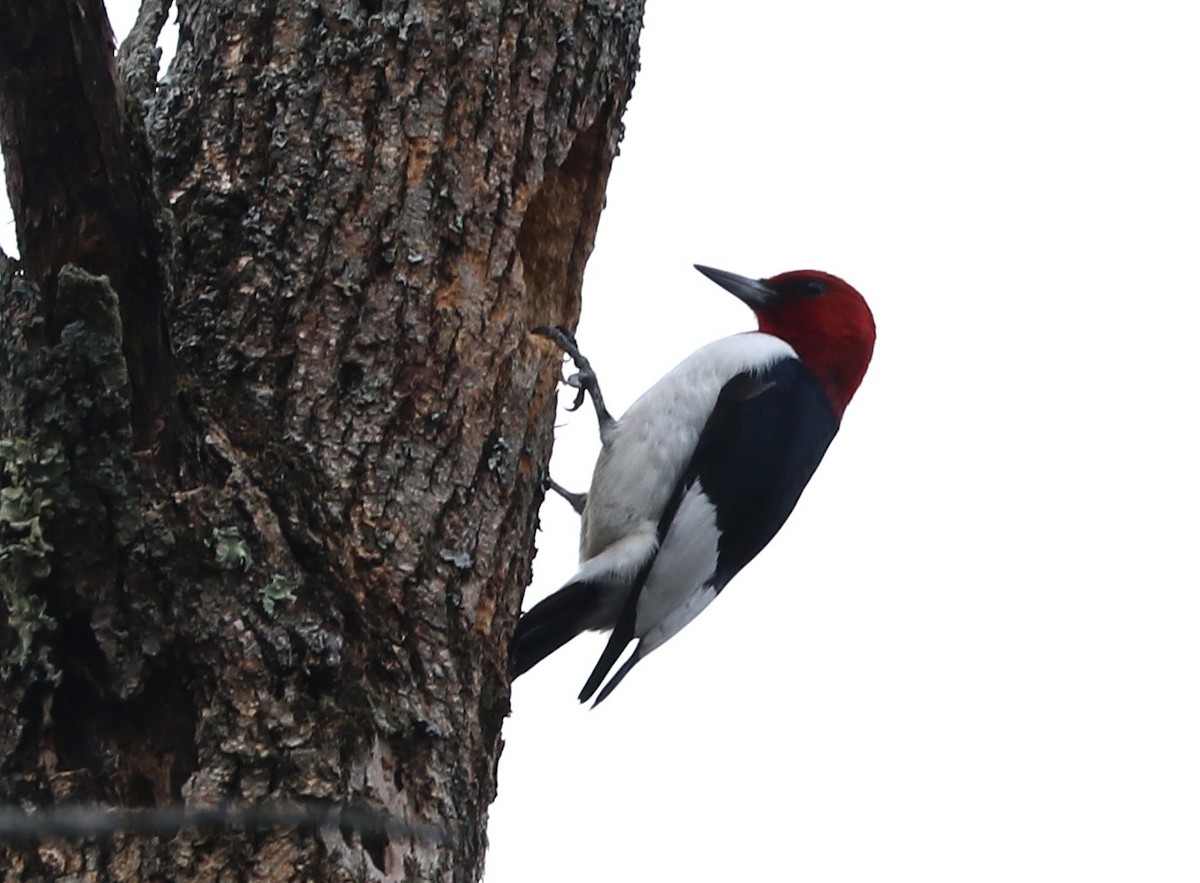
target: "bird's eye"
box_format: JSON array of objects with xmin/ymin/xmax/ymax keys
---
[{"xmin": 803, "ymin": 279, "xmax": 826, "ymax": 296}]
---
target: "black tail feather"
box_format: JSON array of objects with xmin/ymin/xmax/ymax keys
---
[
  {"xmin": 577, "ymin": 601, "xmax": 637, "ymax": 704},
  {"xmin": 510, "ymin": 581, "xmax": 600, "ymax": 678},
  {"xmin": 591, "ymin": 646, "xmax": 642, "ymax": 706}
]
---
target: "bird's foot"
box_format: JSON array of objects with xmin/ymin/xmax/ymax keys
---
[
  {"xmin": 545, "ymin": 476, "xmax": 587, "ymax": 515},
  {"xmin": 533, "ymin": 326, "xmax": 616, "ymax": 439}
]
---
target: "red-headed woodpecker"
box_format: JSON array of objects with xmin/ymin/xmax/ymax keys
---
[{"xmin": 513, "ymin": 265, "xmax": 875, "ymax": 704}]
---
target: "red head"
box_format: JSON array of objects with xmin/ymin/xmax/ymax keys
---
[{"xmin": 695, "ymin": 265, "xmax": 876, "ymax": 417}]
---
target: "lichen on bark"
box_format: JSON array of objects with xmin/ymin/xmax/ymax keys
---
[{"xmin": 0, "ymin": 265, "xmax": 140, "ymax": 673}]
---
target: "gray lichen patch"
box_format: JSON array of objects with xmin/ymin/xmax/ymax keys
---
[
  {"xmin": 211, "ymin": 526, "xmax": 254, "ymax": 572},
  {"xmin": 260, "ymin": 573, "xmax": 298, "ymax": 615},
  {"xmin": 0, "ymin": 438, "xmax": 66, "ymax": 665},
  {"xmin": 0, "ymin": 265, "xmax": 142, "ymax": 666}
]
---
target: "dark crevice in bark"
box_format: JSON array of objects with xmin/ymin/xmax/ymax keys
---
[
  {"xmin": 517, "ymin": 110, "xmax": 614, "ymax": 329},
  {"xmin": 48, "ymin": 615, "xmax": 198, "ymax": 807}
]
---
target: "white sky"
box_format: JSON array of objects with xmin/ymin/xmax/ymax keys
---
[{"xmin": 3, "ymin": 2, "xmax": 1198, "ymax": 881}]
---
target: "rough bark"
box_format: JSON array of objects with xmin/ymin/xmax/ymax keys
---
[{"xmin": 0, "ymin": 0, "xmax": 643, "ymax": 880}]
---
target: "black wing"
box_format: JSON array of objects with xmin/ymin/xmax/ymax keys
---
[{"xmin": 689, "ymin": 357, "xmax": 840, "ymax": 588}]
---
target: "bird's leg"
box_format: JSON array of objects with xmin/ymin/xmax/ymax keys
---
[
  {"xmin": 545, "ymin": 476, "xmax": 588, "ymax": 515},
  {"xmin": 533, "ymin": 326, "xmax": 616, "ymax": 441}
]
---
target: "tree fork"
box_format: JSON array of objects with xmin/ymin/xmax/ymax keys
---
[{"xmin": 0, "ymin": 0, "xmax": 175, "ymax": 454}]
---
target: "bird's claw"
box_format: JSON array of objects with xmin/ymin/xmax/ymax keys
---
[
  {"xmin": 533, "ymin": 325, "xmax": 615, "ymax": 437},
  {"xmin": 564, "ymin": 372, "xmax": 592, "ymax": 412}
]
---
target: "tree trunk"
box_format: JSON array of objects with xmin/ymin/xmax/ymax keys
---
[{"xmin": 0, "ymin": 0, "xmax": 643, "ymax": 879}]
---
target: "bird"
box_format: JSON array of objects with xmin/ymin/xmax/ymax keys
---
[{"xmin": 512, "ymin": 264, "xmax": 875, "ymax": 705}]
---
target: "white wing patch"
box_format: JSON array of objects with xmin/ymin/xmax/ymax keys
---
[{"xmin": 635, "ymin": 482, "xmax": 721, "ymax": 655}]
